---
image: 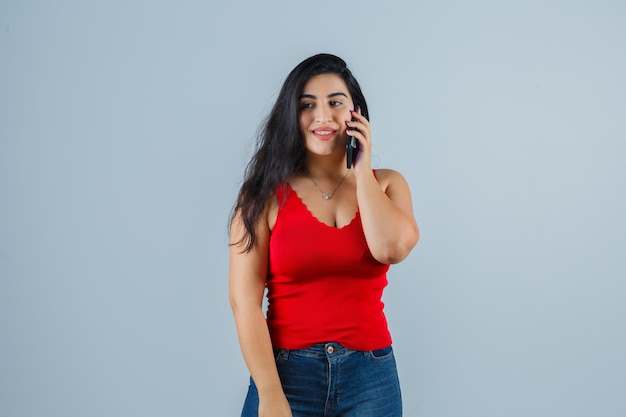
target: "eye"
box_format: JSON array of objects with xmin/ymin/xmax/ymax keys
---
[
  {"xmin": 330, "ymin": 100, "xmax": 343, "ymax": 107},
  {"xmin": 300, "ymin": 102, "xmax": 313, "ymax": 110}
]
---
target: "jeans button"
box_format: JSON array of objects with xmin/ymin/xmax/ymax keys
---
[{"xmin": 327, "ymin": 346, "xmax": 334, "ymax": 354}]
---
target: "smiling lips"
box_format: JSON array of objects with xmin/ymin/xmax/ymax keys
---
[{"xmin": 312, "ymin": 127, "xmax": 338, "ymax": 141}]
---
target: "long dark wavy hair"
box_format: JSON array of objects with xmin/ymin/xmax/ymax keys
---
[{"xmin": 231, "ymin": 53, "xmax": 369, "ymax": 252}]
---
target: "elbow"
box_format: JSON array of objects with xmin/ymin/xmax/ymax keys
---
[
  {"xmin": 228, "ymin": 286, "xmax": 246, "ymax": 315},
  {"xmin": 229, "ymin": 291, "xmax": 253, "ymax": 315},
  {"xmin": 373, "ymin": 246, "xmax": 408, "ymax": 264},
  {"xmin": 228, "ymin": 287, "xmax": 264, "ymax": 318},
  {"xmin": 228, "ymin": 293, "xmax": 238, "ymax": 313},
  {"xmin": 229, "ymin": 296, "xmax": 252, "ymax": 324},
  {"xmin": 229, "ymin": 295, "xmax": 241, "ymax": 317},
  {"xmin": 373, "ymin": 225, "xmax": 419, "ymax": 264}
]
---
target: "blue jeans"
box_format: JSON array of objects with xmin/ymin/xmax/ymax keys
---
[{"xmin": 241, "ymin": 342, "xmax": 402, "ymax": 417}]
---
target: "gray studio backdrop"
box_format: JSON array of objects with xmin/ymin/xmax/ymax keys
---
[{"xmin": 1, "ymin": 1, "xmax": 625, "ymax": 416}]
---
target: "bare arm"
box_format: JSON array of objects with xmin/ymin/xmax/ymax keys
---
[
  {"xmin": 355, "ymin": 168, "xmax": 419, "ymax": 264},
  {"xmin": 229, "ymin": 208, "xmax": 291, "ymax": 416},
  {"xmin": 347, "ymin": 110, "xmax": 419, "ymax": 264}
]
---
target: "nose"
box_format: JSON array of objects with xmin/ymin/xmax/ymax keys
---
[{"xmin": 313, "ymin": 103, "xmax": 332, "ymax": 122}]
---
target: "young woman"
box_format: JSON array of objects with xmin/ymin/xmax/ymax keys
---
[{"xmin": 229, "ymin": 53, "xmax": 419, "ymax": 417}]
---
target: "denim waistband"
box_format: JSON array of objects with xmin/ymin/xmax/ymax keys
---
[
  {"xmin": 273, "ymin": 342, "xmax": 396, "ymax": 362},
  {"xmin": 274, "ymin": 342, "xmax": 354, "ymax": 359}
]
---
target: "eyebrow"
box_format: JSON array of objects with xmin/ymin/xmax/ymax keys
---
[{"xmin": 299, "ymin": 92, "xmax": 348, "ymax": 100}]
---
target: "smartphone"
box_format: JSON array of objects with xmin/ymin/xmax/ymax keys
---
[{"xmin": 346, "ymin": 115, "xmax": 360, "ymax": 168}]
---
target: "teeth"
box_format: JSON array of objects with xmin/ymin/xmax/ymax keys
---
[{"xmin": 314, "ymin": 131, "xmax": 333, "ymax": 135}]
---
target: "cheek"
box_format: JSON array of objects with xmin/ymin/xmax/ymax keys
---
[
  {"xmin": 299, "ymin": 111, "xmax": 309, "ymax": 125},
  {"xmin": 299, "ymin": 114, "xmax": 312, "ymax": 134},
  {"xmin": 297, "ymin": 116, "xmax": 307, "ymax": 141}
]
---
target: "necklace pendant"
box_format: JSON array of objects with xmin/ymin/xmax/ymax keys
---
[{"xmin": 307, "ymin": 169, "xmax": 350, "ymax": 201}]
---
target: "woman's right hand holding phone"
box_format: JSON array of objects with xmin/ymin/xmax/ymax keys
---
[{"xmin": 345, "ymin": 107, "xmax": 372, "ymax": 172}]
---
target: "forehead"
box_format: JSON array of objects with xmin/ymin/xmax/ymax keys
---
[{"xmin": 300, "ymin": 73, "xmax": 350, "ymax": 95}]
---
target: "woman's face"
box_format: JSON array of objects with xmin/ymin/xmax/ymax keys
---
[{"xmin": 298, "ymin": 73, "xmax": 354, "ymax": 158}]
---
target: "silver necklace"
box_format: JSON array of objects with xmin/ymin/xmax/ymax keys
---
[{"xmin": 307, "ymin": 170, "xmax": 350, "ymax": 200}]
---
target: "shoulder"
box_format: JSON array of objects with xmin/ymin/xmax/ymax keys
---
[
  {"xmin": 373, "ymin": 168, "xmax": 411, "ymax": 192},
  {"xmin": 267, "ymin": 191, "xmax": 279, "ymax": 230},
  {"xmin": 230, "ymin": 190, "xmax": 279, "ymax": 247}
]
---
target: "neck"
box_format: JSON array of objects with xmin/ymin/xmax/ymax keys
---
[{"xmin": 304, "ymin": 154, "xmax": 347, "ymax": 179}]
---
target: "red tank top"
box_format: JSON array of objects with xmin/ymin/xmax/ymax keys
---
[{"xmin": 266, "ymin": 182, "xmax": 392, "ymax": 351}]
